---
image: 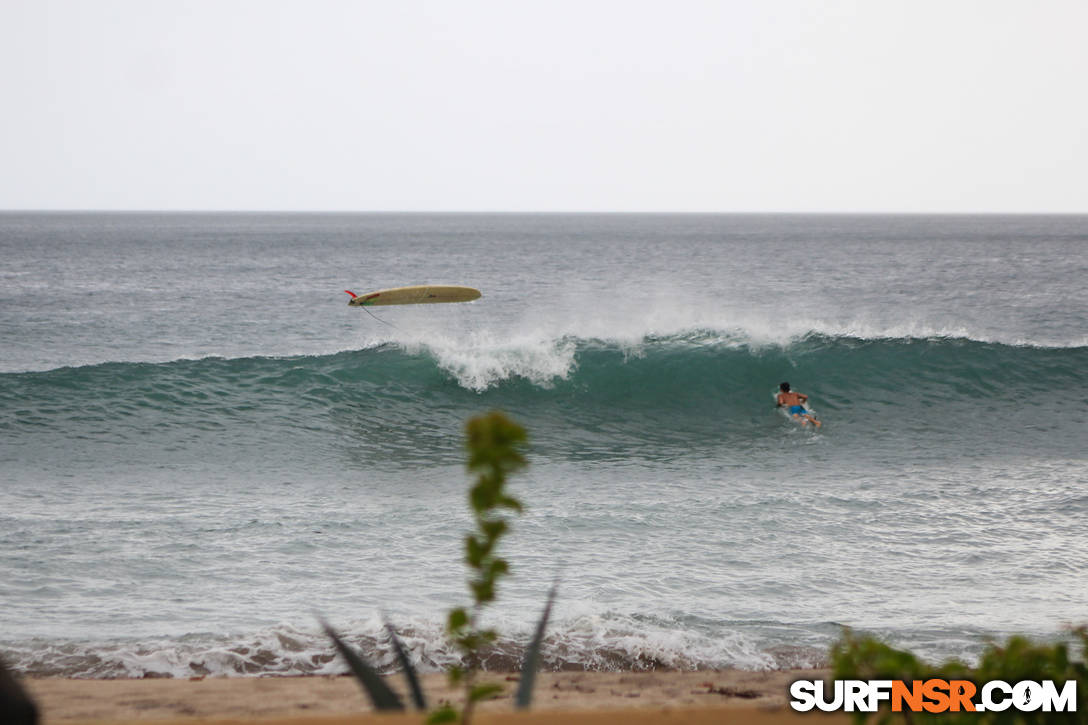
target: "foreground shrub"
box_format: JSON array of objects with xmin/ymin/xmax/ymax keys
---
[{"xmin": 831, "ymin": 627, "xmax": 1088, "ymax": 725}]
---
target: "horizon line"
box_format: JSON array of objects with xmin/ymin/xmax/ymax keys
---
[{"xmin": 3, "ymin": 208, "xmax": 1088, "ymax": 216}]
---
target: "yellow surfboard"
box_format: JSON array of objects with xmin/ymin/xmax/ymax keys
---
[{"xmin": 345, "ymin": 285, "xmax": 481, "ymax": 307}]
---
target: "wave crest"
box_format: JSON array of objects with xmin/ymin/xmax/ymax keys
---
[{"xmin": 0, "ymin": 617, "xmax": 826, "ymax": 678}]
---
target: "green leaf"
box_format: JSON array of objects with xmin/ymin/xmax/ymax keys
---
[
  {"xmin": 385, "ymin": 619, "xmax": 427, "ymax": 711},
  {"xmin": 465, "ymin": 535, "xmax": 487, "ymax": 568},
  {"xmin": 426, "ymin": 704, "xmax": 459, "ymax": 724},
  {"xmin": 469, "ymin": 682, "xmax": 504, "ymax": 703},
  {"xmin": 465, "ymin": 412, "xmax": 527, "ymax": 476},
  {"xmin": 320, "ymin": 618, "xmax": 404, "ymax": 712},
  {"xmin": 516, "ymin": 582, "xmax": 558, "ymax": 709},
  {"xmin": 497, "ymin": 495, "xmax": 523, "ymax": 513},
  {"xmin": 470, "ymin": 484, "xmax": 492, "ymax": 513},
  {"xmin": 448, "ymin": 608, "xmax": 468, "ymax": 633},
  {"xmin": 457, "ymin": 633, "xmax": 481, "ymax": 651},
  {"xmin": 471, "ymin": 580, "xmax": 495, "ymax": 603},
  {"xmin": 480, "ymin": 519, "xmax": 508, "ymax": 541}
]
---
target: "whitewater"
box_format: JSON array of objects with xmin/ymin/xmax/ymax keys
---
[{"xmin": 1, "ymin": 212, "xmax": 1085, "ymax": 678}]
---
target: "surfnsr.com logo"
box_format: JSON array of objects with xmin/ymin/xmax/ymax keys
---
[{"xmin": 790, "ymin": 679, "xmax": 1077, "ymax": 713}]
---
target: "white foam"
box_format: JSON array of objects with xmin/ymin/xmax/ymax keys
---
[
  {"xmin": 427, "ymin": 336, "xmax": 576, "ymax": 392},
  {"xmin": 1, "ymin": 611, "xmax": 828, "ymax": 678}
]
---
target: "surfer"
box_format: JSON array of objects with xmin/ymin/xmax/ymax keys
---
[{"xmin": 776, "ymin": 382, "xmax": 821, "ymax": 428}]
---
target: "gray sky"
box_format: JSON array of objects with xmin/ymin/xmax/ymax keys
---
[{"xmin": 2, "ymin": 0, "xmax": 1085, "ymax": 212}]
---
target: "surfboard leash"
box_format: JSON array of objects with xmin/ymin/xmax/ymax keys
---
[
  {"xmin": 345, "ymin": 289, "xmax": 398, "ymax": 328},
  {"xmin": 360, "ymin": 304, "xmax": 397, "ymax": 328}
]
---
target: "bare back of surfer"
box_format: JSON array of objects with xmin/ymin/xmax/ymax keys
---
[{"xmin": 776, "ymin": 382, "xmax": 821, "ymax": 428}]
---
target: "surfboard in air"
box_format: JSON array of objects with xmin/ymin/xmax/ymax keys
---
[{"xmin": 344, "ymin": 285, "xmax": 481, "ymax": 307}]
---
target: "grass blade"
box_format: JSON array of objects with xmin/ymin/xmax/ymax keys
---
[
  {"xmin": 385, "ymin": 619, "xmax": 427, "ymax": 710},
  {"xmin": 515, "ymin": 581, "xmax": 558, "ymax": 709},
  {"xmin": 320, "ymin": 618, "xmax": 404, "ymax": 712}
]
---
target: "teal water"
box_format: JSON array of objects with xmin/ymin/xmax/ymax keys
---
[{"xmin": 1, "ymin": 213, "xmax": 1086, "ymax": 677}]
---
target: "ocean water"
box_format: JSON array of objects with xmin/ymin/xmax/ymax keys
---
[{"xmin": 1, "ymin": 212, "xmax": 1085, "ymax": 678}]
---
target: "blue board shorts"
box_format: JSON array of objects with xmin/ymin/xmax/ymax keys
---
[{"xmin": 789, "ymin": 405, "xmax": 807, "ymax": 415}]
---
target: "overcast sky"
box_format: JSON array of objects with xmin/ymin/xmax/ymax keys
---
[{"xmin": 1, "ymin": 0, "xmax": 1085, "ymax": 212}]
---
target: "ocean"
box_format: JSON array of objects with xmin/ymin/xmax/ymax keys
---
[{"xmin": 1, "ymin": 212, "xmax": 1085, "ymax": 678}]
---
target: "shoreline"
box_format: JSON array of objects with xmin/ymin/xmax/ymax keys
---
[{"xmin": 24, "ymin": 669, "xmax": 829, "ymax": 723}]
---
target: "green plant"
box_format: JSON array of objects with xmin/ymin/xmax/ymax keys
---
[
  {"xmin": 386, "ymin": 618, "xmax": 428, "ymax": 710},
  {"xmin": 831, "ymin": 627, "xmax": 1088, "ymax": 725},
  {"xmin": 429, "ymin": 411, "xmax": 528, "ymax": 725},
  {"xmin": 322, "ymin": 411, "xmax": 549, "ymax": 724},
  {"xmin": 515, "ymin": 581, "xmax": 558, "ymax": 710},
  {"xmin": 321, "ymin": 618, "xmax": 405, "ymax": 712}
]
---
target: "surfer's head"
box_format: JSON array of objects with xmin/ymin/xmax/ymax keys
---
[{"xmin": 779, "ymin": 382, "xmax": 791, "ymax": 392}]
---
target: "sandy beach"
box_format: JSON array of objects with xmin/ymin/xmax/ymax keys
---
[{"xmin": 23, "ymin": 669, "xmax": 837, "ymax": 724}]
